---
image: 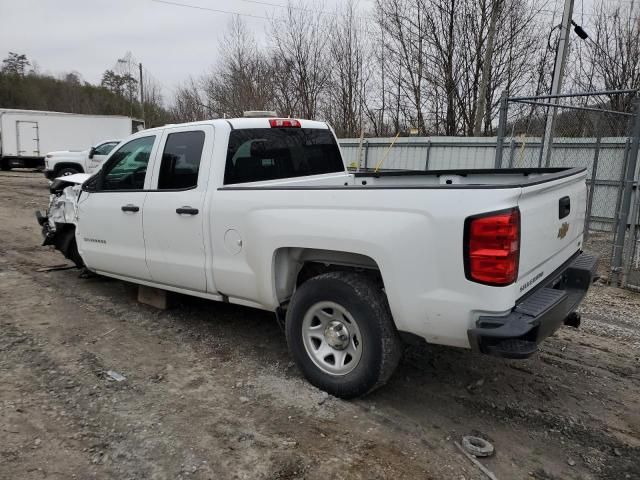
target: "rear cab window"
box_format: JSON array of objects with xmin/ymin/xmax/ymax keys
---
[{"xmin": 224, "ymin": 128, "xmax": 344, "ymax": 185}]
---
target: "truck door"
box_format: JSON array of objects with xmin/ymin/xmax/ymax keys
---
[
  {"xmin": 76, "ymin": 134, "xmax": 158, "ymax": 280},
  {"xmin": 16, "ymin": 121, "xmax": 39, "ymax": 157},
  {"xmin": 142, "ymin": 126, "xmax": 214, "ymax": 293}
]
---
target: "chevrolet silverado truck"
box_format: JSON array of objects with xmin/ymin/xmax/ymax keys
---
[
  {"xmin": 43, "ymin": 139, "xmax": 121, "ymax": 179},
  {"xmin": 36, "ymin": 116, "xmax": 598, "ymax": 398}
]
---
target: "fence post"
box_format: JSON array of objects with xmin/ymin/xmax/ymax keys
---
[
  {"xmin": 611, "ymin": 99, "xmax": 640, "ymax": 285},
  {"xmin": 494, "ymin": 91, "xmax": 508, "ymax": 169},
  {"xmin": 424, "ymin": 140, "xmax": 432, "ymax": 170},
  {"xmin": 363, "ymin": 140, "xmax": 370, "ymax": 170},
  {"xmin": 508, "ymin": 138, "xmax": 516, "ymax": 168},
  {"xmin": 622, "ymin": 187, "xmax": 640, "ymax": 287},
  {"xmin": 584, "ymin": 134, "xmax": 601, "ymax": 240},
  {"xmin": 611, "ymin": 138, "xmax": 631, "ymax": 281}
]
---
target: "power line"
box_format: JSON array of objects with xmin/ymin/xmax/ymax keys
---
[
  {"xmin": 537, "ymin": 7, "xmax": 640, "ymax": 20},
  {"xmin": 224, "ymin": 0, "xmax": 332, "ymax": 15},
  {"xmin": 148, "ymin": 0, "xmax": 638, "ymax": 27},
  {"xmin": 149, "ymin": 0, "xmax": 269, "ymax": 19},
  {"xmin": 147, "ymin": 0, "xmax": 379, "ymax": 35},
  {"xmin": 218, "ymin": 0, "xmax": 376, "ymax": 19}
]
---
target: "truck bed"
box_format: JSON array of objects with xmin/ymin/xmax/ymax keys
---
[
  {"xmin": 216, "ymin": 166, "xmax": 587, "ymax": 349},
  {"xmin": 219, "ymin": 167, "xmax": 585, "ymax": 190}
]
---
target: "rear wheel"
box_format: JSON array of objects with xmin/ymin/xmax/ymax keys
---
[{"xmin": 285, "ymin": 271, "xmax": 402, "ymax": 398}]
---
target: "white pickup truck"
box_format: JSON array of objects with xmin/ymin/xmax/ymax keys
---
[
  {"xmin": 43, "ymin": 139, "xmax": 121, "ymax": 179},
  {"xmin": 36, "ymin": 116, "xmax": 598, "ymax": 398}
]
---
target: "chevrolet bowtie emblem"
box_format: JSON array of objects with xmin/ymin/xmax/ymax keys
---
[{"xmin": 557, "ymin": 222, "xmax": 569, "ymax": 239}]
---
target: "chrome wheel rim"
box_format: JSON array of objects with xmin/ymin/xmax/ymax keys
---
[{"xmin": 301, "ymin": 301, "xmax": 363, "ymax": 376}]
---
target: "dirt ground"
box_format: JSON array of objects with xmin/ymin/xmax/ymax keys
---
[{"xmin": 1, "ymin": 171, "xmax": 639, "ymax": 480}]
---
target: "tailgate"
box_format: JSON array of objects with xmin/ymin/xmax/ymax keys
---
[{"xmin": 516, "ymin": 170, "xmax": 587, "ymax": 296}]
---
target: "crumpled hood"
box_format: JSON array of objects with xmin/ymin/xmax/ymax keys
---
[{"xmin": 55, "ymin": 173, "xmax": 91, "ymax": 184}]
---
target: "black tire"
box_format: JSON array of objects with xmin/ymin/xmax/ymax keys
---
[
  {"xmin": 53, "ymin": 226, "xmax": 84, "ymax": 268},
  {"xmin": 461, "ymin": 436, "xmax": 494, "ymax": 457},
  {"xmin": 285, "ymin": 271, "xmax": 402, "ymax": 399},
  {"xmin": 56, "ymin": 167, "xmax": 80, "ymax": 177},
  {"xmin": 1, "ymin": 162, "xmax": 11, "ymax": 171}
]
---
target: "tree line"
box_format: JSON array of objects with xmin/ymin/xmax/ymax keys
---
[
  {"xmin": 0, "ymin": 52, "xmax": 174, "ymax": 128},
  {"xmin": 173, "ymin": 0, "xmax": 639, "ymax": 137},
  {"xmin": 1, "ymin": 0, "xmax": 638, "ymax": 138}
]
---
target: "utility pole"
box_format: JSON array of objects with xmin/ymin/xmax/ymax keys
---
[
  {"xmin": 539, "ymin": 0, "xmax": 574, "ymax": 167},
  {"xmin": 139, "ymin": 62, "xmax": 145, "ymax": 124},
  {"xmin": 474, "ymin": 0, "xmax": 502, "ymax": 136}
]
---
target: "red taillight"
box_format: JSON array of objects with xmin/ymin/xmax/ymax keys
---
[
  {"xmin": 269, "ymin": 118, "xmax": 301, "ymax": 128},
  {"xmin": 464, "ymin": 208, "xmax": 520, "ymax": 286}
]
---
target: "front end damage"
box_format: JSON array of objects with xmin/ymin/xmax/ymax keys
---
[{"xmin": 35, "ymin": 176, "xmax": 87, "ymax": 267}]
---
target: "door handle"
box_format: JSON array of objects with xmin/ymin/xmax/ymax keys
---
[
  {"xmin": 558, "ymin": 196, "xmax": 570, "ymax": 219},
  {"xmin": 121, "ymin": 204, "xmax": 140, "ymax": 212},
  {"xmin": 176, "ymin": 206, "xmax": 199, "ymax": 215}
]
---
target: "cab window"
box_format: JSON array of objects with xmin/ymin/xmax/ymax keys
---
[
  {"xmin": 101, "ymin": 136, "xmax": 155, "ymax": 191},
  {"xmin": 94, "ymin": 142, "xmax": 119, "ymax": 156},
  {"xmin": 224, "ymin": 128, "xmax": 343, "ymax": 185},
  {"xmin": 157, "ymin": 131, "xmax": 205, "ymax": 190}
]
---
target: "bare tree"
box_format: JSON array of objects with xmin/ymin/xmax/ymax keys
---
[
  {"xmin": 473, "ymin": 0, "xmax": 502, "ymax": 135},
  {"xmin": 204, "ymin": 16, "xmax": 274, "ymax": 117},
  {"xmin": 270, "ymin": 4, "xmax": 331, "ymax": 119},
  {"xmin": 576, "ymin": 1, "xmax": 640, "ymax": 114},
  {"xmin": 376, "ymin": 0, "xmax": 431, "ymax": 134},
  {"xmin": 325, "ymin": 0, "xmax": 371, "ymax": 137},
  {"xmin": 172, "ymin": 77, "xmax": 208, "ymax": 122}
]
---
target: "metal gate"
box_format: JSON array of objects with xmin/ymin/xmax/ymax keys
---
[{"xmin": 494, "ymin": 89, "xmax": 640, "ymax": 290}]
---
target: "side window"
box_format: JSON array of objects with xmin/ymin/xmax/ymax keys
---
[
  {"xmin": 157, "ymin": 131, "xmax": 205, "ymax": 190},
  {"xmin": 101, "ymin": 136, "xmax": 155, "ymax": 191},
  {"xmin": 94, "ymin": 142, "xmax": 119, "ymax": 156}
]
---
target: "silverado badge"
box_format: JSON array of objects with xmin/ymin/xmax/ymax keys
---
[{"xmin": 557, "ymin": 222, "xmax": 569, "ymax": 239}]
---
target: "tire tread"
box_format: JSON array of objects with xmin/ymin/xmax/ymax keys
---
[{"xmin": 285, "ymin": 271, "xmax": 402, "ymax": 397}]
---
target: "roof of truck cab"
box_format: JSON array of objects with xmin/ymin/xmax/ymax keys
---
[{"xmin": 144, "ymin": 117, "xmax": 329, "ymax": 133}]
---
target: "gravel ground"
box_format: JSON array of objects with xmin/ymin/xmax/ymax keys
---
[{"xmin": 1, "ymin": 171, "xmax": 639, "ymax": 480}]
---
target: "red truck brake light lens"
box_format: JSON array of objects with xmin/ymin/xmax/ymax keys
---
[
  {"xmin": 464, "ymin": 208, "xmax": 520, "ymax": 286},
  {"xmin": 269, "ymin": 118, "xmax": 301, "ymax": 128}
]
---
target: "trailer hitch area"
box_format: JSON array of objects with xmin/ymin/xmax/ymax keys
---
[{"xmin": 564, "ymin": 311, "xmax": 581, "ymax": 328}]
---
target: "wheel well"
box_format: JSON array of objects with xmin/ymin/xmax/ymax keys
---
[
  {"xmin": 54, "ymin": 162, "xmax": 84, "ymax": 173},
  {"xmin": 273, "ymin": 247, "xmax": 383, "ymax": 305}
]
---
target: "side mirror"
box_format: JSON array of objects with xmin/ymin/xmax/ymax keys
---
[
  {"xmin": 88, "ymin": 147, "xmax": 96, "ymax": 159},
  {"xmin": 82, "ymin": 171, "xmax": 101, "ymax": 192}
]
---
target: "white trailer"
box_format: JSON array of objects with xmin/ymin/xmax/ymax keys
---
[{"xmin": 0, "ymin": 109, "xmax": 144, "ymax": 170}]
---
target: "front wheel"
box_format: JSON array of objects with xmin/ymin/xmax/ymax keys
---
[
  {"xmin": 56, "ymin": 167, "xmax": 80, "ymax": 177},
  {"xmin": 285, "ymin": 271, "xmax": 402, "ymax": 398}
]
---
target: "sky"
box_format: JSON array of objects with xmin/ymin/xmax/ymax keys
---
[{"xmin": 0, "ymin": 0, "xmax": 373, "ymax": 101}]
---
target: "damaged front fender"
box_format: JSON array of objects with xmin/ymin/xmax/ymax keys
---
[{"xmin": 36, "ymin": 176, "xmax": 86, "ymax": 267}]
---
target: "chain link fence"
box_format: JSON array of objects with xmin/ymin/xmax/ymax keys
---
[{"xmin": 495, "ymin": 90, "xmax": 640, "ymax": 290}]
